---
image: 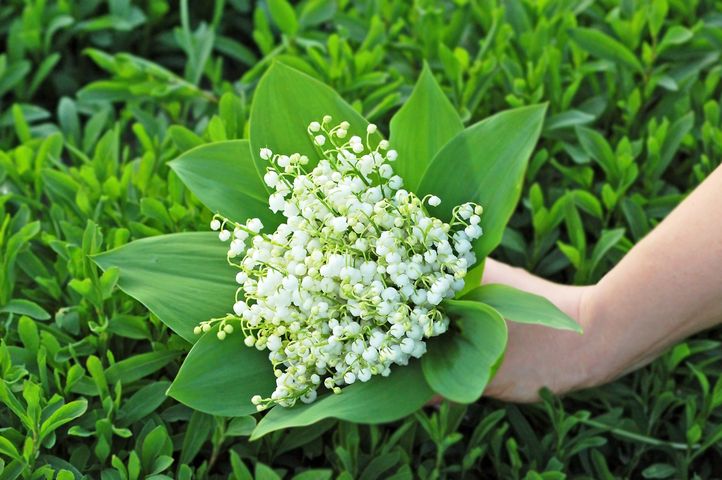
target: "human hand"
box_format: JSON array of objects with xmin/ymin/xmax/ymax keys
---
[
  {"xmin": 433, "ymin": 165, "xmax": 722, "ymax": 404},
  {"xmin": 480, "ymin": 258, "xmax": 598, "ymax": 402}
]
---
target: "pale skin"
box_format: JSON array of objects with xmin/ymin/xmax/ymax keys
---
[{"xmin": 483, "ymin": 164, "xmax": 722, "ymax": 403}]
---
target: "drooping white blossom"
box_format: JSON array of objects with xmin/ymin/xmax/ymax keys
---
[{"xmin": 197, "ymin": 115, "xmax": 483, "ymax": 410}]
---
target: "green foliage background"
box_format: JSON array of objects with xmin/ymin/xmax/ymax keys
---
[{"xmin": 1, "ymin": 0, "xmax": 722, "ymax": 478}]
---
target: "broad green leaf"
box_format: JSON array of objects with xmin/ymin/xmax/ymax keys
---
[
  {"xmin": 569, "ymin": 28, "xmax": 643, "ymax": 73},
  {"xmin": 462, "ymin": 284, "xmax": 582, "ymax": 332},
  {"xmin": 251, "ymin": 361, "xmax": 433, "ymax": 439},
  {"xmin": 169, "ymin": 140, "xmax": 281, "ymax": 229},
  {"xmin": 168, "ymin": 326, "xmax": 274, "ymax": 417},
  {"xmin": 93, "ymin": 232, "xmax": 236, "ymax": 343},
  {"xmin": 249, "ymin": 62, "xmax": 367, "ymax": 177},
  {"xmin": 421, "ymin": 300, "xmax": 507, "ymax": 403},
  {"xmin": 417, "ymin": 104, "xmax": 547, "ymax": 260},
  {"xmin": 389, "ymin": 63, "xmax": 463, "ymax": 192}
]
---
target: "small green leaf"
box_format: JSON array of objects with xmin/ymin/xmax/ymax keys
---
[
  {"xmin": 659, "ymin": 26, "xmax": 693, "ymax": 53},
  {"xmin": 93, "ymin": 232, "xmax": 237, "ymax": 342},
  {"xmin": 292, "ymin": 470, "xmax": 333, "ymax": 480},
  {"xmin": 268, "ymin": 0, "xmax": 299, "ymax": 36},
  {"xmin": 0, "ymin": 299, "xmax": 50, "ymax": 320},
  {"xmin": 389, "ymin": 63, "xmax": 463, "ymax": 192},
  {"xmin": 462, "ymin": 284, "xmax": 582, "ymax": 332},
  {"xmin": 39, "ymin": 399, "xmax": 88, "ymax": 441},
  {"xmin": 116, "ymin": 381, "xmax": 171, "ymax": 426},
  {"xmin": 569, "ymin": 27, "xmax": 643, "ymax": 73},
  {"xmin": 590, "ymin": 228, "xmax": 626, "ymax": 276},
  {"xmin": 99, "ymin": 266, "xmax": 120, "ymax": 299},
  {"xmin": 168, "ymin": 327, "xmax": 275, "ymax": 417},
  {"xmin": 180, "ymin": 411, "xmax": 214, "ymax": 465},
  {"xmin": 642, "ymin": 464, "xmax": 677, "ymax": 479},
  {"xmin": 421, "ymin": 300, "xmax": 507, "ymax": 403},
  {"xmin": 0, "ymin": 459, "xmax": 26, "ymax": 479},
  {"xmin": 255, "ymin": 463, "xmax": 282, "ymax": 480},
  {"xmin": 230, "ymin": 450, "xmax": 253, "ymax": 480},
  {"xmin": 298, "ymin": 0, "xmax": 337, "ymax": 29},
  {"xmin": 169, "ymin": 140, "xmax": 281, "ymax": 229},
  {"xmin": 0, "ymin": 436, "xmax": 21, "ymax": 462},
  {"xmin": 575, "ymin": 126, "xmax": 618, "ymax": 180},
  {"xmin": 141, "ymin": 425, "xmax": 172, "ymax": 472},
  {"xmin": 168, "ymin": 125, "xmax": 204, "ymax": 152},
  {"xmin": 544, "ymin": 109, "xmax": 595, "ymax": 131},
  {"xmin": 105, "ymin": 350, "xmax": 180, "ymax": 385},
  {"xmin": 251, "ymin": 361, "xmax": 433, "ymax": 439},
  {"xmin": 226, "ymin": 416, "xmax": 257, "ymax": 436},
  {"xmin": 17, "ymin": 316, "xmax": 39, "ymax": 352}
]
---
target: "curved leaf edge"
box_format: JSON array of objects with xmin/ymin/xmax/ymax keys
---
[
  {"xmin": 421, "ymin": 299, "xmax": 508, "ymax": 404},
  {"xmin": 462, "ymin": 284, "xmax": 583, "ymax": 333}
]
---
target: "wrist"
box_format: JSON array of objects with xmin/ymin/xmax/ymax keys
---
[{"xmin": 574, "ymin": 283, "xmax": 627, "ymax": 391}]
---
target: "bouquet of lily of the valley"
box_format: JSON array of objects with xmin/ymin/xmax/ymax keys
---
[{"xmin": 95, "ymin": 63, "xmax": 580, "ymax": 439}]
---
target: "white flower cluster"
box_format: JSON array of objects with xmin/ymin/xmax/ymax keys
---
[{"xmin": 199, "ymin": 115, "xmax": 483, "ymax": 409}]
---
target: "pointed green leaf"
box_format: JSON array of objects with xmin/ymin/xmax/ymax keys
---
[
  {"xmin": 417, "ymin": 104, "xmax": 547, "ymax": 260},
  {"xmin": 421, "ymin": 300, "xmax": 507, "ymax": 403},
  {"xmin": 569, "ymin": 28, "xmax": 643, "ymax": 73},
  {"xmin": 462, "ymin": 284, "xmax": 582, "ymax": 332},
  {"xmin": 251, "ymin": 361, "xmax": 433, "ymax": 439},
  {"xmin": 0, "ymin": 436, "xmax": 21, "ymax": 462},
  {"xmin": 93, "ymin": 232, "xmax": 236, "ymax": 342},
  {"xmin": 575, "ymin": 126, "xmax": 618, "ymax": 180},
  {"xmin": 0, "ymin": 299, "xmax": 50, "ymax": 320},
  {"xmin": 168, "ymin": 326, "xmax": 274, "ymax": 417},
  {"xmin": 105, "ymin": 350, "xmax": 181, "ymax": 385},
  {"xmin": 169, "ymin": 140, "xmax": 281, "ymax": 229},
  {"xmin": 249, "ymin": 62, "xmax": 367, "ymax": 175},
  {"xmin": 589, "ymin": 228, "xmax": 626, "ymax": 276},
  {"xmin": 39, "ymin": 399, "xmax": 88, "ymax": 441},
  {"xmin": 390, "ymin": 63, "xmax": 463, "ymax": 192},
  {"xmin": 268, "ymin": 0, "xmax": 298, "ymax": 36}
]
